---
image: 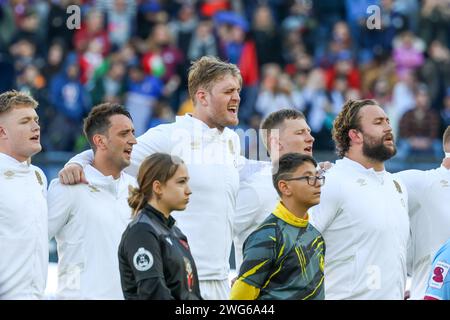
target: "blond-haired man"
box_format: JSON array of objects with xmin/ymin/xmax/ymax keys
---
[{"xmin": 0, "ymin": 90, "xmax": 48, "ymax": 299}]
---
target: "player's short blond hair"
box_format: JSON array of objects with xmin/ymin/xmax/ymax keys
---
[
  {"xmin": 187, "ymin": 56, "xmax": 242, "ymax": 103},
  {"xmin": 0, "ymin": 90, "xmax": 38, "ymax": 116},
  {"xmin": 443, "ymin": 126, "xmax": 450, "ymax": 151}
]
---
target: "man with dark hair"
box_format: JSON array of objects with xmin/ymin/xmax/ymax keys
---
[
  {"xmin": 57, "ymin": 56, "xmax": 243, "ymax": 299},
  {"xmin": 231, "ymin": 152, "xmax": 325, "ymax": 300},
  {"xmin": 310, "ymin": 99, "xmax": 410, "ymax": 299},
  {"xmin": 234, "ymin": 108, "xmax": 315, "ymax": 270},
  {"xmin": 47, "ymin": 102, "xmax": 137, "ymax": 299},
  {"xmin": 395, "ymin": 126, "xmax": 450, "ymax": 299},
  {"xmin": 0, "ymin": 90, "xmax": 48, "ymax": 299}
]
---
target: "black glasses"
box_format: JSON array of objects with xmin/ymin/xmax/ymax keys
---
[{"xmin": 284, "ymin": 175, "xmax": 326, "ymax": 186}]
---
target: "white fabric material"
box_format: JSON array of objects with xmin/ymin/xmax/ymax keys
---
[
  {"xmin": 47, "ymin": 165, "xmax": 136, "ymax": 299},
  {"xmin": 234, "ymin": 163, "xmax": 279, "ymax": 271},
  {"xmin": 68, "ymin": 115, "xmax": 242, "ymax": 281},
  {"xmin": 199, "ymin": 279, "xmax": 230, "ymax": 300},
  {"xmin": 310, "ymin": 157, "xmax": 410, "ymax": 300},
  {"xmin": 0, "ymin": 152, "xmax": 48, "ymax": 299},
  {"xmin": 394, "ymin": 166, "xmax": 450, "ymax": 300}
]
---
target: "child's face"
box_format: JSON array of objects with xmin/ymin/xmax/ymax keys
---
[{"xmin": 283, "ymin": 162, "xmax": 323, "ymax": 208}]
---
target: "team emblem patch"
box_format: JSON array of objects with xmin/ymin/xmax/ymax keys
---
[
  {"xmin": 440, "ymin": 180, "xmax": 449, "ymax": 188},
  {"xmin": 88, "ymin": 185, "xmax": 100, "ymax": 192},
  {"xmin": 35, "ymin": 170, "xmax": 43, "ymax": 185},
  {"xmin": 4, "ymin": 170, "xmax": 14, "ymax": 179},
  {"xmin": 133, "ymin": 247, "xmax": 153, "ymax": 272},
  {"xmin": 393, "ymin": 180, "xmax": 402, "ymax": 193},
  {"xmin": 429, "ymin": 261, "xmax": 450, "ymax": 289},
  {"xmin": 184, "ymin": 257, "xmax": 194, "ymax": 292},
  {"xmin": 228, "ymin": 139, "xmax": 234, "ymax": 154},
  {"xmin": 356, "ymin": 178, "xmax": 367, "ymax": 186}
]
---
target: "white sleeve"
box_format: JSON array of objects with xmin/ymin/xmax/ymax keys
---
[
  {"xmin": 233, "ymin": 183, "xmax": 262, "ymax": 269},
  {"xmin": 66, "ymin": 150, "xmax": 94, "ymax": 167},
  {"xmin": 309, "ymin": 171, "xmax": 342, "ymax": 234},
  {"xmin": 47, "ymin": 179, "xmax": 74, "ymax": 240},
  {"xmin": 126, "ymin": 125, "xmax": 171, "ymax": 177}
]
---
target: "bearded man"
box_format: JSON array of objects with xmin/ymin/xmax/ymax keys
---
[{"xmin": 309, "ymin": 99, "xmax": 410, "ymax": 300}]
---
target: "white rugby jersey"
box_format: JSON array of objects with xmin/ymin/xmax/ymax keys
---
[
  {"xmin": 310, "ymin": 157, "xmax": 410, "ymax": 300},
  {"xmin": 47, "ymin": 165, "xmax": 136, "ymax": 299},
  {"xmin": 69, "ymin": 115, "xmax": 242, "ymax": 281},
  {"xmin": 0, "ymin": 152, "xmax": 48, "ymax": 299},
  {"xmin": 234, "ymin": 163, "xmax": 279, "ymax": 271},
  {"xmin": 395, "ymin": 166, "xmax": 450, "ymax": 300}
]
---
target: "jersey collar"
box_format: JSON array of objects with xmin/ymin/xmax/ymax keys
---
[
  {"xmin": 143, "ymin": 203, "xmax": 176, "ymax": 228},
  {"xmin": 272, "ymin": 201, "xmax": 309, "ymax": 228}
]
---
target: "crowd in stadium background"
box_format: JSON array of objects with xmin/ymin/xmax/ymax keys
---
[{"xmin": 0, "ymin": 0, "xmax": 449, "ymax": 159}]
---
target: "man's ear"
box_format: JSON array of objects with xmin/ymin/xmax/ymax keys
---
[
  {"xmin": 92, "ymin": 134, "xmax": 107, "ymax": 150},
  {"xmin": 195, "ymin": 89, "xmax": 208, "ymax": 107},
  {"xmin": 348, "ymin": 128, "xmax": 362, "ymax": 145}
]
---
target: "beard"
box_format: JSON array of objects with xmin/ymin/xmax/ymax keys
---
[{"xmin": 362, "ymin": 132, "xmax": 397, "ymax": 162}]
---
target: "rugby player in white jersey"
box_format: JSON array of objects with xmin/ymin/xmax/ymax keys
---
[
  {"xmin": 395, "ymin": 126, "xmax": 450, "ymax": 299},
  {"xmin": 57, "ymin": 56, "xmax": 243, "ymax": 300},
  {"xmin": 0, "ymin": 90, "xmax": 48, "ymax": 299},
  {"xmin": 47, "ymin": 103, "xmax": 137, "ymax": 299},
  {"xmin": 310, "ymin": 99, "xmax": 410, "ymax": 299},
  {"xmin": 234, "ymin": 109, "xmax": 315, "ymax": 271}
]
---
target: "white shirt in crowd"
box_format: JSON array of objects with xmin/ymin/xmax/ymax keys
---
[
  {"xmin": 70, "ymin": 115, "xmax": 242, "ymax": 283},
  {"xmin": 395, "ymin": 166, "xmax": 450, "ymax": 300},
  {"xmin": 47, "ymin": 165, "xmax": 136, "ymax": 299},
  {"xmin": 310, "ymin": 157, "xmax": 410, "ymax": 300},
  {"xmin": 234, "ymin": 163, "xmax": 278, "ymax": 271},
  {"xmin": 0, "ymin": 152, "xmax": 48, "ymax": 299}
]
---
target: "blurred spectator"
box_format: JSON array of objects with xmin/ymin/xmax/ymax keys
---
[
  {"xmin": 200, "ymin": 0, "xmax": 230, "ymax": 18},
  {"xmin": 42, "ymin": 39, "xmax": 68, "ymax": 82},
  {"xmin": 97, "ymin": 0, "xmax": 137, "ymax": 50},
  {"xmin": 312, "ymin": 0, "xmax": 346, "ymax": 59},
  {"xmin": 252, "ymin": 5, "xmax": 283, "ymax": 68},
  {"xmin": 301, "ymin": 68, "xmax": 330, "ymax": 150},
  {"xmin": 360, "ymin": 0, "xmax": 408, "ymax": 58},
  {"xmin": 318, "ymin": 21, "xmax": 355, "ymax": 67},
  {"xmin": 141, "ymin": 23, "xmax": 184, "ymax": 110},
  {"xmin": 398, "ymin": 84, "xmax": 442, "ymax": 160},
  {"xmin": 147, "ymin": 98, "xmax": 175, "ymax": 128},
  {"xmin": 49, "ymin": 53, "xmax": 91, "ymax": 151},
  {"xmin": 9, "ymin": 6, "xmax": 45, "ymax": 56},
  {"xmin": 0, "ymin": 5, "xmax": 16, "ymax": 52},
  {"xmin": 90, "ymin": 59, "xmax": 127, "ymax": 105},
  {"xmin": 419, "ymin": 40, "xmax": 450, "ymax": 110},
  {"xmin": 392, "ymin": 69, "xmax": 417, "ymax": 118},
  {"xmin": 73, "ymin": 9, "xmax": 110, "ymax": 56},
  {"xmin": 46, "ymin": 0, "xmax": 75, "ymax": 50},
  {"xmin": 419, "ymin": 0, "xmax": 450, "ymax": 47},
  {"xmin": 9, "ymin": 37, "xmax": 44, "ymax": 74},
  {"xmin": 324, "ymin": 50, "xmax": 361, "ymax": 92},
  {"xmin": 169, "ymin": 4, "xmax": 198, "ymax": 57},
  {"xmin": 392, "ymin": 31, "xmax": 425, "ymax": 79},
  {"xmin": 187, "ymin": 18, "xmax": 218, "ymax": 62},
  {"xmin": 255, "ymin": 64, "xmax": 302, "ymax": 117},
  {"xmin": 125, "ymin": 64, "xmax": 163, "ymax": 136}
]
